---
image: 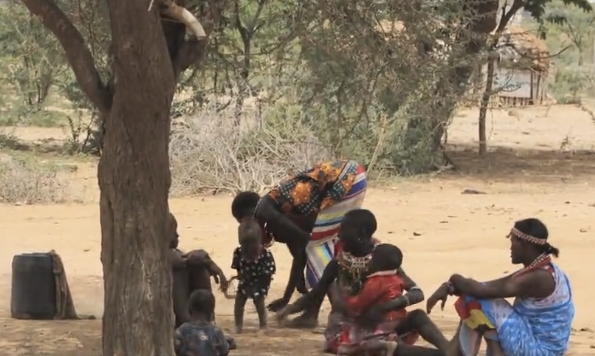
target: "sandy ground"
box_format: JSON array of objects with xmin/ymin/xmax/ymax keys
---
[{"xmin": 1, "ymin": 105, "xmax": 595, "ymax": 355}]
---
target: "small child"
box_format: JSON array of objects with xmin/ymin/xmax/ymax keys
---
[
  {"xmin": 232, "ymin": 219, "xmax": 276, "ymax": 333},
  {"xmin": 174, "ymin": 289, "xmax": 229, "ymax": 356},
  {"xmin": 337, "ymin": 243, "xmax": 406, "ymax": 355}
]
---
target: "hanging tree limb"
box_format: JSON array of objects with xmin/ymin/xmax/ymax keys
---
[
  {"xmin": 157, "ymin": 0, "xmax": 209, "ymax": 78},
  {"xmin": 20, "ymin": 0, "xmax": 112, "ymax": 114}
]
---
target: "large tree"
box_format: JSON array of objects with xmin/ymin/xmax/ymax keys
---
[{"xmin": 19, "ymin": 0, "xmax": 219, "ymax": 354}]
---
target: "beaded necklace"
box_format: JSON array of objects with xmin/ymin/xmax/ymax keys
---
[
  {"xmin": 510, "ymin": 253, "xmax": 552, "ymax": 278},
  {"xmin": 336, "ymin": 240, "xmax": 378, "ymax": 295}
]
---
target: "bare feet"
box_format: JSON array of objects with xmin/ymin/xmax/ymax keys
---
[
  {"xmin": 257, "ymin": 326, "xmax": 269, "ymax": 335},
  {"xmin": 285, "ymin": 314, "xmax": 319, "ymax": 329}
]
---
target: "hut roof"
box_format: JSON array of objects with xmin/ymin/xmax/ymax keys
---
[{"xmin": 496, "ymin": 26, "xmax": 550, "ymax": 72}]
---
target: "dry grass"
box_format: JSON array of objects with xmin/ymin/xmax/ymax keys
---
[
  {"xmin": 169, "ymin": 105, "xmax": 330, "ymax": 196},
  {"xmin": 0, "ymin": 155, "xmax": 69, "ymax": 204}
]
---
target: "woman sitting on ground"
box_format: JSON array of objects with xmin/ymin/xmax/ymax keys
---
[
  {"xmin": 334, "ymin": 243, "xmax": 416, "ymax": 355},
  {"xmin": 421, "ymin": 218, "xmax": 574, "ymax": 356},
  {"xmin": 279, "ymin": 209, "xmax": 449, "ymax": 354}
]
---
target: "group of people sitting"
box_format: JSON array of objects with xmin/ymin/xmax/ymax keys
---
[{"xmin": 169, "ymin": 160, "xmax": 575, "ymax": 356}]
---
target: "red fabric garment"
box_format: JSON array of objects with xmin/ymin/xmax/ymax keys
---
[{"xmin": 344, "ymin": 272, "xmax": 407, "ymax": 321}]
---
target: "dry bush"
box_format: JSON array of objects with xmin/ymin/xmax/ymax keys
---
[
  {"xmin": 0, "ymin": 156, "xmax": 69, "ymax": 204},
  {"xmin": 169, "ymin": 102, "xmax": 331, "ymax": 196}
]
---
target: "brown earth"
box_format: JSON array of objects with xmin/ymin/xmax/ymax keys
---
[{"xmin": 0, "ymin": 104, "xmax": 595, "ymax": 355}]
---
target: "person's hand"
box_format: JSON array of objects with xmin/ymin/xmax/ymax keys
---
[
  {"xmin": 275, "ymin": 303, "xmax": 300, "ymax": 324},
  {"xmin": 426, "ymin": 283, "xmax": 450, "ymax": 314},
  {"xmin": 207, "ymin": 264, "xmax": 227, "ymax": 289},
  {"xmin": 218, "ymin": 274, "xmax": 229, "ymax": 291},
  {"xmin": 267, "ymin": 297, "xmax": 290, "ymax": 312}
]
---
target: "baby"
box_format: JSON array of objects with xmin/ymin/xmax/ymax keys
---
[
  {"xmin": 174, "ymin": 289, "xmax": 229, "ymax": 356},
  {"xmin": 232, "ymin": 219, "xmax": 276, "ymax": 333},
  {"xmin": 337, "ymin": 243, "xmax": 406, "ymax": 355}
]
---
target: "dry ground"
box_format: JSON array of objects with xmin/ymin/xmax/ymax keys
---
[{"xmin": 1, "ymin": 105, "xmax": 595, "ymax": 355}]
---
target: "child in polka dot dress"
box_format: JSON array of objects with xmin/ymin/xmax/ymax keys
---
[{"xmin": 232, "ymin": 219, "xmax": 276, "ymax": 333}]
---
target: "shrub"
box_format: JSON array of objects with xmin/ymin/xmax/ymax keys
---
[
  {"xmin": 0, "ymin": 155, "xmax": 69, "ymax": 204},
  {"xmin": 169, "ymin": 101, "xmax": 331, "ymax": 196}
]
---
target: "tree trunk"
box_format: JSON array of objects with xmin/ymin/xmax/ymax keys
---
[
  {"xmin": 478, "ymin": 55, "xmax": 496, "ymax": 156},
  {"xmin": 98, "ymin": 1, "xmax": 177, "ymax": 354},
  {"xmin": 20, "ymin": 0, "xmax": 212, "ymax": 354},
  {"xmin": 98, "ymin": 98, "xmax": 174, "ymax": 355}
]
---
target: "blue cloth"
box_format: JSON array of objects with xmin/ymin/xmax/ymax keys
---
[
  {"xmin": 174, "ymin": 322, "xmax": 229, "ymax": 356},
  {"xmin": 458, "ymin": 263, "xmax": 574, "ymax": 356}
]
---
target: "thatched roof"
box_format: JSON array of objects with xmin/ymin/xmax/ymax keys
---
[{"xmin": 497, "ymin": 26, "xmax": 550, "ymax": 72}]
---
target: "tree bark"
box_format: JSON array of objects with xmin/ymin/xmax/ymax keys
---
[
  {"xmin": 98, "ymin": 0, "xmax": 177, "ymax": 354},
  {"xmin": 478, "ymin": 55, "xmax": 495, "ymax": 156},
  {"xmin": 21, "ymin": 0, "xmax": 217, "ymax": 353}
]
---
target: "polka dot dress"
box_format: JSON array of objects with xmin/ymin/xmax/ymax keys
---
[{"xmin": 231, "ymin": 247, "xmax": 276, "ymax": 299}]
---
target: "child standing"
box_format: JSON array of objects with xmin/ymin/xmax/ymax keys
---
[
  {"xmin": 174, "ymin": 289, "xmax": 229, "ymax": 356},
  {"xmin": 232, "ymin": 219, "xmax": 276, "ymax": 333}
]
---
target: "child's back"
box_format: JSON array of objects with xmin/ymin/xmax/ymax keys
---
[
  {"xmin": 175, "ymin": 321, "xmax": 229, "ymax": 356},
  {"xmin": 350, "ymin": 270, "xmax": 406, "ymax": 320},
  {"xmin": 175, "ymin": 289, "xmax": 229, "ymax": 356}
]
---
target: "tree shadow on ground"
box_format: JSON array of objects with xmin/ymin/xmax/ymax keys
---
[{"xmin": 446, "ymin": 144, "xmax": 595, "ymax": 183}]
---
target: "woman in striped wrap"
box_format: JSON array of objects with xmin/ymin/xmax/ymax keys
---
[{"xmin": 231, "ymin": 160, "xmax": 367, "ymax": 328}]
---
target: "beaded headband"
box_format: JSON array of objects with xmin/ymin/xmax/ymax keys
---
[{"xmin": 508, "ymin": 227, "xmax": 547, "ymax": 245}]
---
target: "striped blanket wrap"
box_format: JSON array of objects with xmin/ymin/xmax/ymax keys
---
[{"xmin": 305, "ymin": 163, "xmax": 367, "ymax": 289}]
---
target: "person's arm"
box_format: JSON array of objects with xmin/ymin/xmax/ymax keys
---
[
  {"xmin": 372, "ymin": 268, "xmax": 423, "ymax": 313},
  {"xmin": 169, "ymin": 250, "xmax": 187, "ymax": 270},
  {"xmin": 173, "ymin": 327, "xmax": 185, "ymax": 356},
  {"xmin": 256, "ymin": 198, "xmax": 310, "ymax": 300},
  {"xmin": 287, "ymin": 260, "xmax": 339, "ymax": 312},
  {"xmin": 282, "ymin": 240, "xmax": 308, "ymax": 301},
  {"xmin": 184, "ymin": 249, "xmax": 212, "ymax": 267},
  {"xmin": 449, "ymin": 270, "xmax": 555, "ymax": 299},
  {"xmin": 214, "ymin": 326, "xmax": 230, "ymax": 356},
  {"xmin": 400, "ymin": 268, "xmax": 424, "ymax": 305}
]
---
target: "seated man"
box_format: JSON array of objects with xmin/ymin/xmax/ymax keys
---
[
  {"xmin": 423, "ymin": 218, "xmax": 573, "ymax": 356},
  {"xmin": 167, "ymin": 212, "xmax": 228, "ymax": 326}
]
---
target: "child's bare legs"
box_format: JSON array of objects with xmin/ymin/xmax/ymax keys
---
[
  {"xmin": 234, "ymin": 292, "xmax": 248, "ymax": 334},
  {"xmin": 254, "ymin": 295, "xmax": 267, "ymax": 330}
]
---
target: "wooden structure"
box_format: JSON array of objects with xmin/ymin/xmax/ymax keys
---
[{"xmin": 491, "ymin": 26, "xmax": 551, "ymax": 107}]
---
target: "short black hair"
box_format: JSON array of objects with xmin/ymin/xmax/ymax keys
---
[
  {"xmin": 514, "ymin": 218, "xmax": 560, "ymax": 257},
  {"xmin": 342, "ymin": 209, "xmax": 377, "ymax": 237},
  {"xmin": 189, "ymin": 289, "xmax": 215, "ymax": 316},
  {"xmin": 231, "ymin": 191, "xmax": 261, "ymax": 221},
  {"xmin": 370, "ymin": 244, "xmax": 403, "ymax": 272}
]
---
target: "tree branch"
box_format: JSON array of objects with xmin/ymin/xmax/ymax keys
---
[
  {"xmin": 20, "ymin": 0, "xmax": 112, "ymax": 114},
  {"xmin": 174, "ymin": 38, "xmax": 208, "ymax": 78},
  {"xmin": 165, "ymin": 0, "xmax": 227, "ymax": 77}
]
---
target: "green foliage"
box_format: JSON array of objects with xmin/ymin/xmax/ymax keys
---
[
  {"xmin": 522, "ymin": 0, "xmax": 595, "ymax": 103},
  {"xmin": 2, "ymin": 0, "xmax": 593, "ymax": 182},
  {"xmin": 0, "ymin": 3, "xmax": 69, "ymax": 126}
]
